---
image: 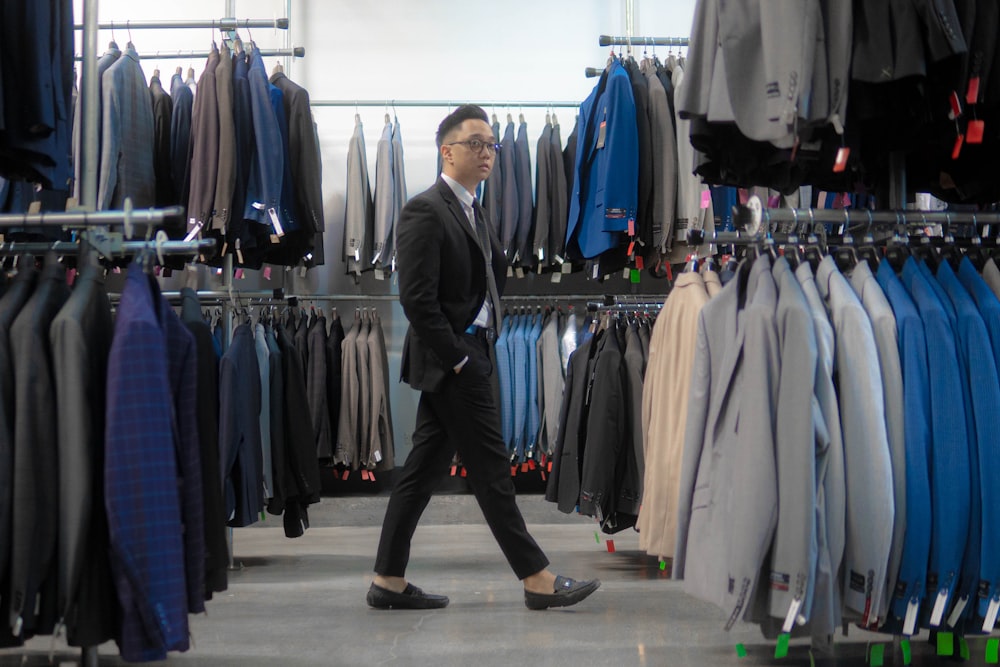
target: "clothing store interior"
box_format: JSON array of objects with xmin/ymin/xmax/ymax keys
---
[{"xmin": 5, "ymin": 0, "xmax": 1000, "ymax": 664}]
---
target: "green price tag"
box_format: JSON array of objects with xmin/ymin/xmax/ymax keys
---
[
  {"xmin": 937, "ymin": 632, "xmax": 954, "ymax": 656},
  {"xmin": 987, "ymin": 637, "xmax": 999, "ymax": 664},
  {"xmin": 735, "ymin": 644, "xmax": 746, "ymax": 658},
  {"xmin": 594, "ymin": 531, "xmax": 600, "ymax": 544},
  {"xmin": 901, "ymin": 639, "xmax": 912, "ymax": 665},
  {"xmin": 869, "ymin": 643, "xmax": 884, "ymax": 667},
  {"xmin": 960, "ymin": 637, "xmax": 970, "ymax": 661},
  {"xmin": 659, "ymin": 560, "xmax": 666, "ymax": 571},
  {"xmin": 630, "ymin": 268, "xmax": 641, "ymax": 284},
  {"xmin": 775, "ymin": 633, "xmax": 790, "ymax": 659}
]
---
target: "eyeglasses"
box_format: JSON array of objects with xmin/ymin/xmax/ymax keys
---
[{"xmin": 446, "ymin": 139, "xmax": 501, "ymax": 155}]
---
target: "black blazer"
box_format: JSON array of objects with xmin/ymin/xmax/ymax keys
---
[{"xmin": 398, "ymin": 178, "xmax": 508, "ymax": 393}]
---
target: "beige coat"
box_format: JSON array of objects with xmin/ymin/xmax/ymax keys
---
[{"xmin": 638, "ymin": 271, "xmax": 711, "ymax": 559}]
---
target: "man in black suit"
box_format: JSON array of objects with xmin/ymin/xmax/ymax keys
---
[{"xmin": 368, "ymin": 105, "xmax": 599, "ymax": 611}]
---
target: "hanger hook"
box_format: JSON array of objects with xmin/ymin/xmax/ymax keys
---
[
  {"xmin": 110, "ymin": 20, "xmax": 116, "ymax": 43},
  {"xmin": 866, "ymin": 209, "xmax": 874, "ymax": 237},
  {"xmin": 126, "ymin": 20, "xmax": 132, "ymax": 45},
  {"xmin": 245, "ymin": 19, "xmax": 254, "ymax": 45}
]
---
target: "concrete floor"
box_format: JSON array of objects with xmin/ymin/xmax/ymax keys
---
[{"xmin": 0, "ymin": 496, "xmax": 988, "ymax": 666}]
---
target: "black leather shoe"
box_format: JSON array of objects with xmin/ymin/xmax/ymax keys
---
[
  {"xmin": 367, "ymin": 582, "xmax": 449, "ymax": 610},
  {"xmin": 524, "ymin": 575, "xmax": 601, "ymax": 610}
]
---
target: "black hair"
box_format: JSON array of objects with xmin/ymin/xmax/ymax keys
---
[{"xmin": 436, "ymin": 104, "xmax": 489, "ymax": 147}]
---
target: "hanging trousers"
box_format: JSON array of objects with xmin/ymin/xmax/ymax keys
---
[{"xmin": 374, "ymin": 331, "xmax": 550, "ymax": 580}]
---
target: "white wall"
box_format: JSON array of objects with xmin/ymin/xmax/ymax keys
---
[{"xmin": 74, "ymin": 0, "xmax": 697, "ymax": 463}]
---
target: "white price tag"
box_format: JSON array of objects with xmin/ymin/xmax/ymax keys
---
[
  {"xmin": 930, "ymin": 589, "xmax": 949, "ymax": 627},
  {"xmin": 984, "ymin": 596, "xmax": 1000, "ymax": 633},
  {"xmin": 235, "ymin": 239, "xmax": 244, "ymax": 265},
  {"xmin": 375, "ymin": 269, "xmax": 385, "ymax": 281},
  {"xmin": 507, "ymin": 266, "xmax": 514, "ymax": 278},
  {"xmin": 374, "ymin": 450, "xmax": 382, "ymax": 463},
  {"xmin": 551, "ymin": 272, "xmax": 562, "ymax": 283},
  {"xmin": 299, "ymin": 265, "xmax": 307, "ymax": 278},
  {"xmin": 515, "ymin": 267, "xmax": 525, "ymax": 279},
  {"xmin": 903, "ymin": 598, "xmax": 919, "ymax": 636},
  {"xmin": 782, "ymin": 597, "xmax": 803, "ymax": 633},
  {"xmin": 183, "ymin": 220, "xmax": 204, "ymax": 242},
  {"xmin": 622, "ymin": 268, "xmax": 631, "ymax": 279},
  {"xmin": 947, "ymin": 595, "xmax": 968, "ymax": 628},
  {"xmin": 562, "ymin": 262, "xmax": 572, "ymax": 274},
  {"xmin": 538, "ymin": 247, "xmax": 545, "ymax": 261},
  {"xmin": 268, "ymin": 207, "xmax": 285, "ymax": 236}
]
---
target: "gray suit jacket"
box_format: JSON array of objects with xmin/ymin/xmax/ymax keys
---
[
  {"xmin": 355, "ymin": 314, "xmax": 373, "ymax": 470},
  {"xmin": 98, "ymin": 45, "xmax": 155, "ymax": 210},
  {"xmin": 482, "ymin": 117, "xmax": 503, "ymax": 238},
  {"xmin": 386, "ymin": 118, "xmax": 407, "ymax": 271},
  {"xmin": 74, "ymin": 42, "xmax": 120, "ymax": 202},
  {"xmin": 306, "ymin": 314, "xmax": 332, "ymax": 461},
  {"xmin": 186, "ymin": 45, "xmax": 220, "ymax": 230},
  {"xmin": 674, "ymin": 255, "xmax": 779, "ymax": 630},
  {"xmin": 500, "ymin": 120, "xmax": 519, "ymax": 259},
  {"xmin": 548, "ymin": 121, "xmax": 569, "ymax": 263},
  {"xmin": 49, "ymin": 259, "xmax": 116, "ymax": 645},
  {"xmin": 766, "ymin": 258, "xmax": 819, "ymax": 626},
  {"xmin": 373, "ymin": 120, "xmax": 394, "ymax": 266},
  {"xmin": 539, "ymin": 310, "xmax": 564, "ymax": 455},
  {"xmin": 344, "ymin": 117, "xmax": 373, "ymax": 275},
  {"xmin": 336, "ymin": 314, "xmax": 361, "ymax": 467},
  {"xmin": 849, "ymin": 261, "xmax": 906, "ymax": 624},
  {"xmin": 532, "ymin": 123, "xmax": 552, "ymax": 270},
  {"xmin": 212, "ymin": 44, "xmax": 236, "ymax": 231},
  {"xmin": 642, "ymin": 60, "xmax": 677, "ymax": 253},
  {"xmin": 513, "ymin": 120, "xmax": 533, "ymax": 265},
  {"xmin": 366, "ymin": 313, "xmax": 395, "ymax": 470},
  {"xmin": 815, "ymin": 256, "xmax": 894, "ymax": 625},
  {"xmin": 668, "ymin": 65, "xmax": 714, "ymax": 262},
  {"xmin": 795, "ymin": 261, "xmax": 845, "ymax": 638}
]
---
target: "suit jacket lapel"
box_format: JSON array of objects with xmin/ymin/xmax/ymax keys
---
[{"xmin": 435, "ymin": 178, "xmax": 481, "ymax": 249}]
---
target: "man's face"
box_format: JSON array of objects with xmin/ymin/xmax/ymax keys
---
[{"xmin": 441, "ymin": 119, "xmax": 496, "ymax": 186}]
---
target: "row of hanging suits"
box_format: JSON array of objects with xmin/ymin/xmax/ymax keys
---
[
  {"xmin": 682, "ymin": 0, "xmax": 1000, "ymax": 204},
  {"xmin": 658, "ymin": 245, "xmax": 1000, "ymax": 641},
  {"xmin": 75, "ymin": 38, "xmax": 324, "ymax": 268},
  {"xmin": 0, "ymin": 255, "xmax": 230, "ymax": 662},
  {"xmin": 545, "ymin": 307, "xmax": 656, "ymax": 534},
  {"xmin": 343, "ymin": 115, "xmax": 407, "ymax": 276},
  {"xmin": 493, "ymin": 306, "xmax": 582, "ymax": 464},
  {"xmin": 566, "ymin": 53, "xmax": 715, "ymax": 276}
]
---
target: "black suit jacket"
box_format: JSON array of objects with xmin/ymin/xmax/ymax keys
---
[
  {"xmin": 306, "ymin": 313, "xmax": 332, "ymax": 461},
  {"xmin": 325, "ymin": 313, "xmax": 345, "ymax": 461},
  {"xmin": 180, "ymin": 289, "xmax": 228, "ymax": 599},
  {"xmin": 398, "ymin": 178, "xmax": 508, "ymax": 393},
  {"xmin": 149, "ymin": 74, "xmax": 175, "ymax": 208},
  {"xmin": 625, "ymin": 59, "xmax": 654, "ymax": 253},
  {"xmin": 551, "ymin": 335, "xmax": 594, "ymax": 514}
]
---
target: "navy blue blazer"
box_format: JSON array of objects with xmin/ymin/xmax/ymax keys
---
[
  {"xmin": 105, "ymin": 265, "xmax": 189, "ymax": 661},
  {"xmin": 220, "ymin": 323, "xmax": 264, "ymax": 528},
  {"xmin": 243, "ymin": 47, "xmax": 284, "ymax": 231},
  {"xmin": 566, "ymin": 58, "xmax": 638, "ymax": 260},
  {"xmin": 901, "ymin": 257, "xmax": 970, "ymax": 628},
  {"xmin": 877, "ymin": 260, "xmax": 932, "ymax": 633},
  {"xmin": 169, "ymin": 72, "xmax": 194, "ymax": 209},
  {"xmin": 513, "ymin": 120, "xmax": 533, "ymax": 264}
]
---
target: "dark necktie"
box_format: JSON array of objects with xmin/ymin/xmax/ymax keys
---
[{"xmin": 473, "ymin": 201, "xmax": 503, "ymax": 334}]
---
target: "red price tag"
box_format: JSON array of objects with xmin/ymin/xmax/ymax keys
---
[
  {"xmin": 521, "ymin": 462, "xmax": 529, "ymax": 473},
  {"xmin": 967, "ymin": 76, "xmax": 981, "ymax": 105},
  {"xmin": 460, "ymin": 467, "xmax": 467, "ymax": 478},
  {"xmin": 529, "ymin": 460, "xmax": 537, "ymax": 471},
  {"xmin": 626, "ymin": 241, "xmax": 635, "ymax": 257},
  {"xmin": 511, "ymin": 465, "xmax": 517, "ymax": 476},
  {"xmin": 665, "ymin": 263, "xmax": 674, "ymax": 282},
  {"xmin": 548, "ymin": 461, "xmax": 553, "ymax": 473},
  {"xmin": 606, "ymin": 539, "xmax": 616, "ymax": 553},
  {"xmin": 968, "ymin": 119, "xmax": 985, "ymax": 144},
  {"xmin": 833, "ymin": 146, "xmax": 850, "ymax": 173},
  {"xmin": 950, "ymin": 91, "xmax": 963, "ymax": 119},
  {"xmin": 953, "ymin": 133, "xmax": 965, "ymax": 160},
  {"xmin": 361, "ymin": 470, "xmax": 370, "ymax": 481},
  {"xmin": 635, "ymin": 255, "xmax": 644, "ymax": 270},
  {"xmin": 368, "ymin": 471, "xmax": 376, "ymax": 482},
  {"xmin": 341, "ymin": 470, "xmax": 349, "ymax": 481},
  {"xmin": 450, "ymin": 465, "xmax": 457, "ymax": 477},
  {"xmin": 627, "ymin": 218, "xmax": 635, "ymax": 236}
]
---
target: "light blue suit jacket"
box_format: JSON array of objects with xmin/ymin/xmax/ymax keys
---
[{"xmin": 495, "ymin": 315, "xmax": 514, "ymax": 450}]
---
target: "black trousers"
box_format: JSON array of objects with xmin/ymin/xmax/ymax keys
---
[{"xmin": 374, "ymin": 332, "xmax": 550, "ymax": 580}]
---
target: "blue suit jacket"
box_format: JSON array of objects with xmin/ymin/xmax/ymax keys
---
[
  {"xmin": 495, "ymin": 316, "xmax": 513, "ymax": 449},
  {"xmin": 105, "ymin": 266, "xmax": 189, "ymax": 661},
  {"xmin": 169, "ymin": 71, "xmax": 194, "ymax": 207},
  {"xmin": 940, "ymin": 260, "xmax": 1000, "ymax": 628},
  {"xmin": 565, "ymin": 58, "xmax": 638, "ymax": 260},
  {"xmin": 526, "ymin": 312, "xmax": 543, "ymax": 456},
  {"xmin": 877, "ymin": 261, "xmax": 933, "ymax": 633},
  {"xmin": 511, "ymin": 314, "xmax": 529, "ymax": 459},
  {"xmin": 957, "ymin": 259, "xmax": 1000, "ymax": 622},
  {"xmin": 243, "ymin": 47, "xmax": 284, "ymax": 229},
  {"xmin": 500, "ymin": 122, "xmax": 519, "ymax": 260},
  {"xmin": 901, "ymin": 258, "xmax": 970, "ymax": 627}
]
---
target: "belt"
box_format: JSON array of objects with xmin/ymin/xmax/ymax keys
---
[{"xmin": 464, "ymin": 324, "xmax": 496, "ymax": 342}]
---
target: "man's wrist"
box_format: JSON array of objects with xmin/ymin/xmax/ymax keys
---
[{"xmin": 453, "ymin": 356, "xmax": 469, "ymax": 374}]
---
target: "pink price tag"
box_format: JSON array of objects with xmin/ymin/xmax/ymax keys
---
[
  {"xmin": 66, "ymin": 268, "xmax": 77, "ymax": 286},
  {"xmin": 234, "ymin": 269, "xmax": 244, "ymax": 280},
  {"xmin": 263, "ymin": 266, "xmax": 272, "ymax": 280},
  {"xmin": 700, "ymin": 190, "xmax": 711, "ymax": 209}
]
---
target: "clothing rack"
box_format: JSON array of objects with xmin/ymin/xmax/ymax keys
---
[
  {"xmin": 0, "ymin": 238, "xmax": 216, "ymax": 257},
  {"xmin": 598, "ymin": 35, "xmax": 689, "ymax": 47},
  {"xmin": 74, "ymin": 47, "xmax": 305, "ymax": 62},
  {"xmin": 310, "ymin": 99, "xmax": 581, "ymax": 109},
  {"xmin": 0, "ymin": 205, "xmax": 184, "ymax": 228},
  {"xmin": 72, "ymin": 17, "xmax": 289, "ymax": 31}
]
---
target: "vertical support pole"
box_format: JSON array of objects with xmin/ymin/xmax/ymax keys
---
[
  {"xmin": 889, "ymin": 150, "xmax": 907, "ymax": 210},
  {"xmin": 80, "ymin": 0, "xmax": 100, "ymax": 211}
]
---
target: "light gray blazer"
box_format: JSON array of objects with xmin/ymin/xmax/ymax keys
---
[
  {"xmin": 765, "ymin": 258, "xmax": 819, "ymax": 626},
  {"xmin": 674, "ymin": 255, "xmax": 780, "ymax": 629},
  {"xmin": 795, "ymin": 261, "xmax": 845, "ymax": 638},
  {"xmin": 642, "ymin": 59, "xmax": 677, "ymax": 252},
  {"xmin": 344, "ymin": 117, "xmax": 373, "ymax": 275},
  {"xmin": 815, "ymin": 256, "xmax": 894, "ymax": 625},
  {"xmin": 372, "ymin": 119, "xmax": 395, "ymax": 267},
  {"xmin": 539, "ymin": 310, "xmax": 564, "ymax": 455},
  {"xmin": 849, "ymin": 261, "xmax": 907, "ymax": 624}
]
